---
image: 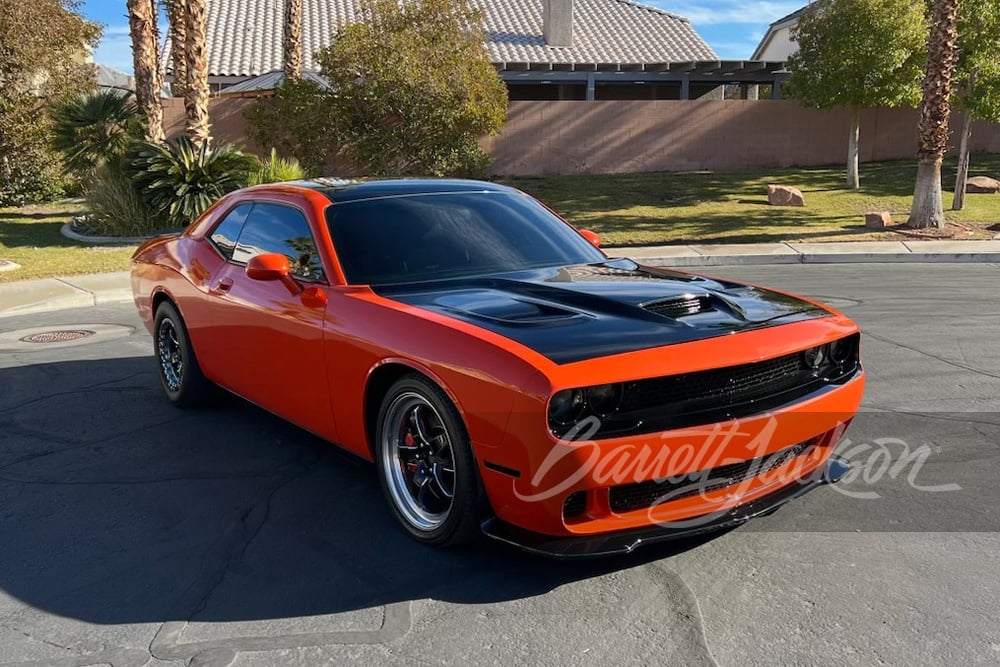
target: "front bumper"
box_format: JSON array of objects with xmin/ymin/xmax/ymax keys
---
[{"xmin": 481, "ymin": 456, "xmax": 850, "ymax": 558}]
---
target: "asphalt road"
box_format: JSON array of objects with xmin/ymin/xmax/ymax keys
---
[{"xmin": 1, "ymin": 263, "xmax": 999, "ymax": 667}]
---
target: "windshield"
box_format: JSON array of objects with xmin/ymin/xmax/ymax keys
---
[{"xmin": 325, "ymin": 191, "xmax": 606, "ymax": 285}]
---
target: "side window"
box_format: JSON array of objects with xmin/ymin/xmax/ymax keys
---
[
  {"xmin": 232, "ymin": 203, "xmax": 326, "ymax": 282},
  {"xmin": 209, "ymin": 203, "xmax": 253, "ymax": 260}
]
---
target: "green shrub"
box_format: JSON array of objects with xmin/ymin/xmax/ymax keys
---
[
  {"xmin": 52, "ymin": 90, "xmax": 143, "ymax": 176},
  {"xmin": 316, "ymin": 0, "xmax": 507, "ymax": 177},
  {"xmin": 244, "ymin": 79, "xmax": 338, "ymax": 176},
  {"xmin": 83, "ymin": 166, "xmax": 166, "ymax": 237},
  {"xmin": 126, "ymin": 137, "xmax": 259, "ymax": 226},
  {"xmin": 249, "ymin": 148, "xmax": 306, "ymax": 185}
]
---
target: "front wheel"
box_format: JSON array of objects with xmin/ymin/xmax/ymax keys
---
[
  {"xmin": 375, "ymin": 375, "xmax": 482, "ymax": 546},
  {"xmin": 153, "ymin": 301, "xmax": 212, "ymax": 408}
]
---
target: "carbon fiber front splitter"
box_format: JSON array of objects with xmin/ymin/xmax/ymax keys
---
[{"xmin": 481, "ymin": 457, "xmax": 851, "ymax": 559}]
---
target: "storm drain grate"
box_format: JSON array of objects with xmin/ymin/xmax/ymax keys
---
[{"xmin": 20, "ymin": 330, "xmax": 95, "ymax": 344}]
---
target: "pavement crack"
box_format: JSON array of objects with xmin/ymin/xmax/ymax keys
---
[
  {"xmin": 864, "ymin": 331, "xmax": 1000, "ymax": 380},
  {"xmin": 0, "ymin": 383, "xmax": 150, "ymax": 415},
  {"xmin": 648, "ymin": 563, "xmax": 719, "ymax": 666},
  {"xmin": 5, "ymin": 622, "xmax": 78, "ymax": 654},
  {"xmin": 862, "ymin": 405, "xmax": 1000, "ymax": 430}
]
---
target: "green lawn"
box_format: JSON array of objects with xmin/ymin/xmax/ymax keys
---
[
  {"xmin": 2, "ymin": 158, "xmax": 999, "ymax": 282},
  {"xmin": 502, "ymin": 156, "xmax": 1000, "ymax": 246},
  {"xmin": 0, "ymin": 202, "xmax": 136, "ymax": 282}
]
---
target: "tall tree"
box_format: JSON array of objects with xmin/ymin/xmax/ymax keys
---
[
  {"xmin": 183, "ymin": 0, "xmax": 210, "ymax": 144},
  {"xmin": 165, "ymin": 0, "xmax": 188, "ymax": 97},
  {"xmin": 316, "ymin": 0, "xmax": 508, "ymax": 176},
  {"xmin": 786, "ymin": 0, "xmax": 927, "ymax": 189},
  {"xmin": 0, "ymin": 0, "xmax": 100, "ymax": 204},
  {"xmin": 909, "ymin": 0, "xmax": 961, "ymax": 228},
  {"xmin": 284, "ymin": 0, "xmax": 303, "ymax": 80},
  {"xmin": 127, "ymin": 0, "xmax": 165, "ymax": 143},
  {"xmin": 951, "ymin": 0, "xmax": 1000, "ymax": 210}
]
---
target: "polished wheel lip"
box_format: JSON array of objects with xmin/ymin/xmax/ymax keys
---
[
  {"xmin": 157, "ymin": 318, "xmax": 183, "ymax": 392},
  {"xmin": 381, "ymin": 391, "xmax": 456, "ymax": 532}
]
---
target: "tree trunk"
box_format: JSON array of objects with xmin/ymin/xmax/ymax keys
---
[
  {"xmin": 184, "ymin": 0, "xmax": 211, "ymax": 145},
  {"xmin": 952, "ymin": 111, "xmax": 974, "ymax": 211},
  {"xmin": 127, "ymin": 0, "xmax": 165, "ymax": 143},
  {"xmin": 166, "ymin": 0, "xmax": 188, "ymax": 98},
  {"xmin": 952, "ymin": 71, "xmax": 977, "ymax": 211},
  {"xmin": 910, "ymin": 0, "xmax": 960, "ymax": 229},
  {"xmin": 847, "ymin": 106, "xmax": 860, "ymax": 189},
  {"xmin": 284, "ymin": 0, "xmax": 303, "ymax": 80},
  {"xmin": 912, "ymin": 159, "xmax": 947, "ymax": 227}
]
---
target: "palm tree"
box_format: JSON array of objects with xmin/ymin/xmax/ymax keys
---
[
  {"xmin": 52, "ymin": 90, "xmax": 143, "ymax": 174},
  {"xmin": 165, "ymin": 0, "xmax": 188, "ymax": 97},
  {"xmin": 184, "ymin": 0, "xmax": 211, "ymax": 144},
  {"xmin": 127, "ymin": 0, "xmax": 165, "ymax": 143},
  {"xmin": 909, "ymin": 0, "xmax": 961, "ymax": 228},
  {"xmin": 284, "ymin": 0, "xmax": 304, "ymax": 80}
]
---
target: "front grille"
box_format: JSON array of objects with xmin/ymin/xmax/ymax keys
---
[
  {"xmin": 609, "ymin": 440, "xmax": 814, "ymax": 514},
  {"xmin": 548, "ymin": 333, "xmax": 861, "ymax": 439},
  {"xmin": 621, "ymin": 352, "xmax": 808, "ymax": 412},
  {"xmin": 644, "ymin": 296, "xmax": 713, "ymax": 319}
]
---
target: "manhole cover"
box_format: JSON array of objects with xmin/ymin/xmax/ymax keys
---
[
  {"xmin": 0, "ymin": 323, "xmax": 134, "ymax": 351},
  {"xmin": 20, "ymin": 329, "xmax": 95, "ymax": 344}
]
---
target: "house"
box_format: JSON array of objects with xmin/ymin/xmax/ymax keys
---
[
  {"xmin": 751, "ymin": 3, "xmax": 812, "ymax": 61},
  {"xmin": 95, "ymin": 64, "xmax": 135, "ymax": 94},
  {"xmin": 188, "ymin": 0, "xmax": 789, "ymax": 100}
]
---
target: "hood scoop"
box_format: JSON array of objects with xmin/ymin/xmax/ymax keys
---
[{"xmin": 643, "ymin": 295, "xmax": 713, "ymax": 319}]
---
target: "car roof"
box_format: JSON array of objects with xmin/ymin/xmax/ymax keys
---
[{"xmin": 284, "ymin": 178, "xmax": 518, "ymax": 204}]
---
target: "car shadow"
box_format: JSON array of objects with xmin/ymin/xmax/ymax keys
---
[{"xmin": 0, "ymin": 355, "xmax": 722, "ymax": 627}]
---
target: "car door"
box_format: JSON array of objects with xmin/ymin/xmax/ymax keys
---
[{"xmin": 201, "ymin": 199, "xmax": 337, "ymax": 442}]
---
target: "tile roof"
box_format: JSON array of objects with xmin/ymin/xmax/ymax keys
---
[{"xmin": 202, "ymin": 0, "xmax": 717, "ymax": 78}]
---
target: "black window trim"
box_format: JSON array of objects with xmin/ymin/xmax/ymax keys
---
[{"xmin": 207, "ymin": 198, "xmax": 330, "ymax": 286}]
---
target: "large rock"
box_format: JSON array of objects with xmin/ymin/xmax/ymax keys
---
[
  {"xmin": 767, "ymin": 184, "xmax": 805, "ymax": 207},
  {"xmin": 865, "ymin": 211, "xmax": 892, "ymax": 230},
  {"xmin": 966, "ymin": 176, "xmax": 1000, "ymax": 194}
]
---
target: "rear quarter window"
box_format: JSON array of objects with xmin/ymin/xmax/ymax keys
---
[{"xmin": 209, "ymin": 203, "xmax": 253, "ymax": 260}]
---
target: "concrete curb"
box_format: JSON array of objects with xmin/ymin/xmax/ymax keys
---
[
  {"xmin": 0, "ymin": 272, "xmax": 132, "ymax": 319},
  {"xmin": 634, "ymin": 252, "xmax": 1000, "ymax": 267},
  {"xmin": 60, "ymin": 223, "xmax": 147, "ymax": 246}
]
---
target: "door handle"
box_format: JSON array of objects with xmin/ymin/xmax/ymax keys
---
[{"xmin": 213, "ymin": 277, "xmax": 233, "ymax": 294}]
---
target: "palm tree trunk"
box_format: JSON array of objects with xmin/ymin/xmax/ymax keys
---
[
  {"xmin": 184, "ymin": 0, "xmax": 211, "ymax": 145},
  {"xmin": 847, "ymin": 106, "xmax": 860, "ymax": 190},
  {"xmin": 910, "ymin": 0, "xmax": 960, "ymax": 229},
  {"xmin": 284, "ymin": 0, "xmax": 303, "ymax": 79},
  {"xmin": 166, "ymin": 0, "xmax": 188, "ymax": 98},
  {"xmin": 127, "ymin": 0, "xmax": 165, "ymax": 143},
  {"xmin": 952, "ymin": 70, "xmax": 978, "ymax": 211}
]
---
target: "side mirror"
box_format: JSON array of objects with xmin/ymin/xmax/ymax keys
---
[
  {"xmin": 246, "ymin": 253, "xmax": 302, "ymax": 295},
  {"xmin": 579, "ymin": 229, "xmax": 602, "ymax": 248}
]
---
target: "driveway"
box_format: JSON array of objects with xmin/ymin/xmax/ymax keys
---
[{"xmin": 1, "ymin": 263, "xmax": 998, "ymax": 666}]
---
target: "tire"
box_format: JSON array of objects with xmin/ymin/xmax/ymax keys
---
[
  {"xmin": 153, "ymin": 301, "xmax": 212, "ymax": 408},
  {"xmin": 375, "ymin": 374, "xmax": 483, "ymax": 547}
]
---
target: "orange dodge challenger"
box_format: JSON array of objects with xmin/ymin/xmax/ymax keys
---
[{"xmin": 131, "ymin": 179, "xmax": 864, "ymax": 557}]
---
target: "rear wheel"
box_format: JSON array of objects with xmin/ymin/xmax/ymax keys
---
[
  {"xmin": 375, "ymin": 374, "xmax": 482, "ymax": 546},
  {"xmin": 153, "ymin": 301, "xmax": 211, "ymax": 408}
]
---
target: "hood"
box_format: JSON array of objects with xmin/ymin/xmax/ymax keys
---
[{"xmin": 374, "ymin": 259, "xmax": 830, "ymax": 364}]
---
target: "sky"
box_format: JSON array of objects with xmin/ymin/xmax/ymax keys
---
[{"xmin": 80, "ymin": 0, "xmax": 806, "ymax": 73}]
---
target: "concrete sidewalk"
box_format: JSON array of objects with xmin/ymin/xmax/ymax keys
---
[{"xmin": 2, "ymin": 239, "xmax": 999, "ymax": 317}]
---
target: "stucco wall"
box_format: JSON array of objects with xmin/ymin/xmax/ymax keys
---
[{"xmin": 163, "ymin": 98, "xmax": 1000, "ymax": 177}]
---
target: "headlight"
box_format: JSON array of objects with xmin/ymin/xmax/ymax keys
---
[
  {"xmin": 803, "ymin": 345, "xmax": 826, "ymax": 369},
  {"xmin": 549, "ymin": 389, "xmax": 585, "ymax": 426},
  {"xmin": 587, "ymin": 383, "xmax": 623, "ymax": 417},
  {"xmin": 828, "ymin": 337, "xmax": 851, "ymax": 364}
]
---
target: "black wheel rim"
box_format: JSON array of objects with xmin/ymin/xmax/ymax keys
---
[
  {"xmin": 380, "ymin": 392, "xmax": 456, "ymax": 531},
  {"xmin": 157, "ymin": 318, "xmax": 183, "ymax": 392}
]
